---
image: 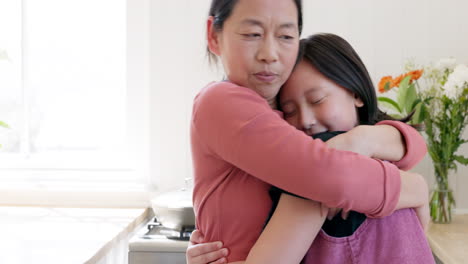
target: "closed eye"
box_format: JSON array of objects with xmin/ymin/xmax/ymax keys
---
[
  {"xmin": 283, "ymin": 110, "xmax": 296, "ymax": 118},
  {"xmin": 281, "ymin": 103, "xmax": 296, "ymax": 117},
  {"xmin": 311, "ymin": 97, "xmax": 326, "ymax": 104},
  {"xmin": 279, "ymin": 35, "xmax": 294, "ymax": 40},
  {"xmin": 242, "ymin": 33, "xmax": 261, "ymax": 38}
]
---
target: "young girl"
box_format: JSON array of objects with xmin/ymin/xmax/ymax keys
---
[
  {"xmin": 190, "ymin": 0, "xmax": 429, "ymax": 263},
  {"xmin": 187, "ymin": 33, "xmax": 434, "ymax": 264}
]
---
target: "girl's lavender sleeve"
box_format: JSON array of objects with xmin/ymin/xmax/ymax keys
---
[{"xmin": 192, "ymin": 82, "xmax": 401, "ymax": 218}]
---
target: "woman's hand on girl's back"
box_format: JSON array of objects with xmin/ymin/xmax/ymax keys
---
[{"xmin": 186, "ymin": 230, "xmax": 229, "ymax": 264}]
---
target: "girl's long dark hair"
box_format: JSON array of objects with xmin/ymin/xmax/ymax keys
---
[{"xmin": 296, "ymin": 33, "xmax": 408, "ymax": 125}]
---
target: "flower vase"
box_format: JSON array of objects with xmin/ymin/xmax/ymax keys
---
[{"xmin": 429, "ymin": 163, "xmax": 456, "ymax": 223}]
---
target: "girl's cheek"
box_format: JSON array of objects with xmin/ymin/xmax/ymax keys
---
[
  {"xmin": 320, "ymin": 107, "xmax": 343, "ymax": 128},
  {"xmin": 286, "ymin": 117, "xmax": 300, "ymax": 130},
  {"xmin": 288, "ymin": 118, "xmax": 298, "ymax": 129}
]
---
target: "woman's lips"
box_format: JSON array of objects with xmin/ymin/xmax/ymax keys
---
[{"xmin": 254, "ymin": 72, "xmax": 278, "ymax": 83}]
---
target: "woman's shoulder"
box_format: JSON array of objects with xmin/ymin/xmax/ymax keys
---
[
  {"xmin": 191, "ymin": 81, "xmax": 281, "ymax": 133},
  {"xmin": 197, "ymin": 81, "xmax": 260, "ymax": 101},
  {"xmin": 193, "ymin": 81, "xmax": 269, "ymax": 114}
]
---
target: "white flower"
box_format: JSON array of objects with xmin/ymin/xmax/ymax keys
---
[
  {"xmin": 436, "ymin": 58, "xmax": 457, "ymax": 71},
  {"xmin": 420, "ymin": 64, "xmax": 445, "ymax": 97},
  {"xmin": 443, "ymin": 64, "xmax": 468, "ymax": 99},
  {"xmin": 404, "ymin": 58, "xmax": 417, "ymax": 72},
  {"xmin": 0, "ymin": 49, "xmax": 9, "ymax": 61}
]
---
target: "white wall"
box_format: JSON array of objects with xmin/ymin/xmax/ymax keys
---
[
  {"xmin": 149, "ymin": 0, "xmax": 221, "ymax": 193},
  {"xmin": 148, "ymin": 0, "xmax": 468, "ymax": 209}
]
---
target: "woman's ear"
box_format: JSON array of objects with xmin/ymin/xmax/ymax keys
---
[
  {"xmin": 354, "ymin": 94, "xmax": 364, "ymax": 107},
  {"xmin": 207, "ymin": 16, "xmax": 221, "ymax": 56}
]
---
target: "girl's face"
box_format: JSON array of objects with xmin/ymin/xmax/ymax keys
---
[
  {"xmin": 279, "ymin": 60, "xmax": 364, "ymax": 136},
  {"xmin": 207, "ymin": 0, "xmax": 300, "ymax": 108}
]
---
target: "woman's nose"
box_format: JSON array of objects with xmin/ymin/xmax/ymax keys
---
[{"xmin": 257, "ymin": 37, "xmax": 278, "ymax": 64}]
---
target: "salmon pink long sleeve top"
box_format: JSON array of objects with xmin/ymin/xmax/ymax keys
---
[{"xmin": 191, "ymin": 81, "xmax": 427, "ymax": 262}]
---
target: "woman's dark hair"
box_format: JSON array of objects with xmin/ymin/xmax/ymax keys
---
[
  {"xmin": 206, "ymin": 0, "xmax": 303, "ymax": 63},
  {"xmin": 296, "ymin": 33, "xmax": 408, "ymax": 125}
]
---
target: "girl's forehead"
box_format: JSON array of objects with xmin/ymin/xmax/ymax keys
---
[
  {"xmin": 283, "ymin": 61, "xmax": 347, "ymax": 95},
  {"xmin": 290, "ymin": 61, "xmax": 327, "ymax": 84}
]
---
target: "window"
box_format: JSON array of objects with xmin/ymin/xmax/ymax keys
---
[
  {"xmin": 0, "ymin": 0, "xmax": 21, "ymax": 155},
  {"xmin": 0, "ymin": 0, "xmax": 150, "ymax": 205}
]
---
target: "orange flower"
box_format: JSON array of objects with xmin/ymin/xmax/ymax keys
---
[
  {"xmin": 408, "ymin": 69, "xmax": 424, "ymax": 81},
  {"xmin": 378, "ymin": 76, "xmax": 393, "ymax": 93},
  {"xmin": 379, "ymin": 69, "xmax": 423, "ymax": 94},
  {"xmin": 391, "ymin": 74, "xmax": 404, "ymax": 87}
]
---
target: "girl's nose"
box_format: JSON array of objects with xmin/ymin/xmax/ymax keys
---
[{"xmin": 300, "ymin": 111, "xmax": 316, "ymax": 135}]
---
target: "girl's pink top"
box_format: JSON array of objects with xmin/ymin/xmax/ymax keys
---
[{"xmin": 190, "ymin": 81, "xmax": 427, "ymax": 262}]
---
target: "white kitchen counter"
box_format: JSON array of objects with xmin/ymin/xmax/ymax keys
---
[{"xmin": 0, "ymin": 206, "xmax": 152, "ymax": 264}]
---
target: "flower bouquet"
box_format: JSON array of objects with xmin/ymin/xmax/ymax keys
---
[
  {"xmin": 421, "ymin": 59, "xmax": 468, "ymax": 223},
  {"xmin": 379, "ymin": 58, "xmax": 468, "ymax": 223}
]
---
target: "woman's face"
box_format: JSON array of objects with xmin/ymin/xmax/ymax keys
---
[
  {"xmin": 207, "ymin": 0, "xmax": 300, "ymax": 107},
  {"xmin": 279, "ymin": 60, "xmax": 364, "ymax": 136}
]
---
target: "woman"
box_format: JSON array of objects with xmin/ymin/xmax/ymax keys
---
[{"xmin": 190, "ymin": 0, "xmax": 428, "ymax": 263}]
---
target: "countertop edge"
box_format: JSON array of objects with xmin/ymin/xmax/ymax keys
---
[{"xmin": 84, "ymin": 207, "xmax": 154, "ymax": 264}]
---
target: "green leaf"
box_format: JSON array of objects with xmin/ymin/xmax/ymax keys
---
[
  {"xmin": 454, "ymin": 155, "xmax": 468, "ymax": 165},
  {"xmin": 0, "ymin": 121, "xmax": 9, "ymax": 128},
  {"xmin": 396, "ymin": 75, "xmax": 412, "ymax": 114},
  {"xmin": 411, "ymin": 102, "xmax": 424, "ymax": 124},
  {"xmin": 404, "ymin": 83, "xmax": 418, "ymax": 113},
  {"xmin": 385, "ymin": 113, "xmax": 405, "ymax": 120},
  {"xmin": 410, "ymin": 98, "xmax": 422, "ymax": 111},
  {"xmin": 378, "ymin": 97, "xmax": 402, "ymax": 113}
]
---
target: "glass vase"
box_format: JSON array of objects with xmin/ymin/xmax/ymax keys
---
[{"xmin": 429, "ymin": 163, "xmax": 455, "ymax": 223}]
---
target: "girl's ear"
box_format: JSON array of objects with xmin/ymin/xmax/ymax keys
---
[
  {"xmin": 207, "ymin": 16, "xmax": 221, "ymax": 56},
  {"xmin": 354, "ymin": 94, "xmax": 364, "ymax": 107}
]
